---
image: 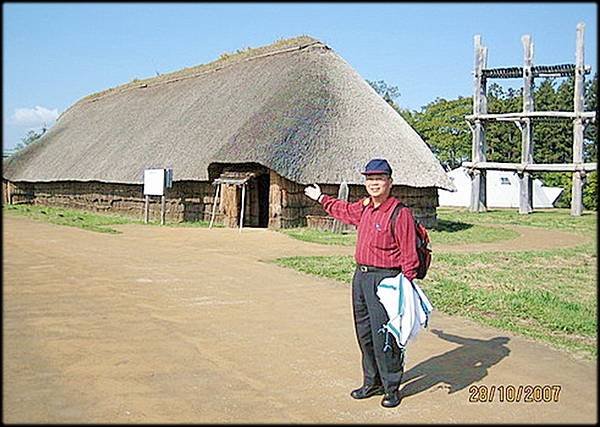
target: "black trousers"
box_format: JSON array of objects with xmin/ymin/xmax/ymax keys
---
[{"xmin": 352, "ymin": 266, "xmax": 405, "ymax": 393}]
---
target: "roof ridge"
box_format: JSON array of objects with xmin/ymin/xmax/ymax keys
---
[
  {"xmin": 72, "ymin": 36, "xmax": 325, "ymax": 108},
  {"xmin": 85, "ymin": 40, "xmax": 326, "ymax": 105}
]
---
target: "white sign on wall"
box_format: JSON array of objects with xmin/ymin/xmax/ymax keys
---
[{"xmin": 144, "ymin": 169, "xmax": 166, "ymax": 196}]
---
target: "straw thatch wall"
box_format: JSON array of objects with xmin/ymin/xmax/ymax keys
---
[
  {"xmin": 2, "ymin": 180, "xmax": 14, "ymax": 205},
  {"xmin": 269, "ymin": 170, "xmax": 309, "ymax": 228},
  {"xmin": 2, "ymin": 174, "xmax": 310, "ymax": 227},
  {"xmin": 4, "ymin": 180, "xmax": 217, "ymax": 223},
  {"xmin": 4, "ymin": 175, "xmax": 438, "ymax": 228}
]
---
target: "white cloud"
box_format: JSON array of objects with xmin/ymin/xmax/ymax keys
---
[{"xmin": 11, "ymin": 106, "xmax": 59, "ymax": 127}]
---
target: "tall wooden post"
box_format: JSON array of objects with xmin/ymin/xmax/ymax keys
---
[
  {"xmin": 571, "ymin": 22, "xmax": 585, "ymax": 216},
  {"xmin": 332, "ymin": 180, "xmax": 349, "ymax": 233},
  {"xmin": 6, "ymin": 181, "xmax": 12, "ymax": 205},
  {"xmin": 239, "ymin": 182, "xmax": 246, "ymax": 232},
  {"xmin": 160, "ymin": 195, "xmax": 166, "ymax": 225},
  {"xmin": 144, "ymin": 195, "xmax": 150, "ymax": 223},
  {"xmin": 470, "ymin": 35, "xmax": 488, "ymax": 212},
  {"xmin": 519, "ymin": 35, "xmax": 534, "ymax": 214}
]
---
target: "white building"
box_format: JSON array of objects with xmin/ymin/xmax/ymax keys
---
[{"xmin": 438, "ymin": 167, "xmax": 564, "ymax": 208}]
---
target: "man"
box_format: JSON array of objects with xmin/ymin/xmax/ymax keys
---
[{"xmin": 304, "ymin": 158, "xmax": 419, "ymax": 408}]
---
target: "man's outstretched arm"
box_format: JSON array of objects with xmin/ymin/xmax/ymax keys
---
[{"xmin": 304, "ymin": 184, "xmax": 365, "ymax": 226}]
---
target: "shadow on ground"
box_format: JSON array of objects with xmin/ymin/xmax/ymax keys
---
[
  {"xmin": 400, "ymin": 329, "xmax": 510, "ymax": 399},
  {"xmin": 431, "ymin": 219, "xmax": 474, "ymax": 232}
]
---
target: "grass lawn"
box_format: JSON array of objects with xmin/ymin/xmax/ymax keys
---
[
  {"xmin": 438, "ymin": 207, "xmax": 596, "ymax": 235},
  {"xmin": 3, "ymin": 204, "xmax": 222, "ymax": 233},
  {"xmin": 280, "ymin": 208, "xmax": 596, "ymax": 247},
  {"xmin": 280, "ymin": 220, "xmax": 520, "ymax": 246},
  {"xmin": 275, "ymin": 208, "xmax": 597, "ymax": 359},
  {"xmin": 3, "ymin": 204, "xmax": 140, "ymax": 233}
]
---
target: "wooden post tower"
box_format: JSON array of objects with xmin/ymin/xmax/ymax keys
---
[{"xmin": 464, "ymin": 23, "xmax": 597, "ymax": 215}]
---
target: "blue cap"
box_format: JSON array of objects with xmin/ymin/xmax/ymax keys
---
[{"xmin": 361, "ymin": 158, "xmax": 392, "ymax": 176}]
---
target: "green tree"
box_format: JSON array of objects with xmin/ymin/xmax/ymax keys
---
[
  {"xmin": 402, "ymin": 97, "xmax": 472, "ymax": 170},
  {"xmin": 14, "ymin": 127, "xmax": 47, "ymax": 152},
  {"xmin": 532, "ymin": 75, "xmax": 597, "ymax": 210},
  {"xmin": 581, "ymin": 74, "xmax": 597, "ymax": 210},
  {"xmin": 532, "ymin": 78, "xmax": 573, "ymax": 164},
  {"xmin": 485, "ymin": 83, "xmax": 522, "ymax": 163},
  {"xmin": 584, "ymin": 73, "xmax": 597, "ymax": 162},
  {"xmin": 367, "ymin": 79, "xmax": 472, "ymax": 169},
  {"xmin": 367, "ymin": 80, "xmax": 401, "ymax": 109},
  {"xmin": 582, "ymin": 171, "xmax": 597, "ymax": 210}
]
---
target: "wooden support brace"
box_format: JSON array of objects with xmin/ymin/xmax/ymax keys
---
[
  {"xmin": 144, "ymin": 195, "xmax": 150, "ymax": 224},
  {"xmin": 209, "ymin": 183, "xmax": 220, "ymax": 229},
  {"xmin": 571, "ymin": 22, "xmax": 586, "ymax": 216},
  {"xmin": 462, "ymin": 161, "xmax": 596, "ymax": 172}
]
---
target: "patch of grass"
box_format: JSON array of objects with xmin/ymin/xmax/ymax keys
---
[
  {"xmin": 279, "ymin": 228, "xmax": 357, "ymax": 246},
  {"xmin": 3, "ymin": 204, "xmax": 139, "ymax": 233},
  {"xmin": 273, "ymin": 242, "xmax": 597, "ymax": 359},
  {"xmin": 429, "ymin": 221, "xmax": 519, "ymax": 245},
  {"xmin": 281, "ymin": 207, "xmax": 595, "ymax": 247},
  {"xmin": 279, "ymin": 222, "xmax": 520, "ymax": 246},
  {"xmin": 438, "ymin": 207, "xmax": 597, "ymax": 235},
  {"xmin": 168, "ymin": 219, "xmax": 224, "ymax": 228},
  {"xmin": 274, "ymin": 255, "xmax": 356, "ymax": 282},
  {"xmin": 3, "ymin": 204, "xmax": 224, "ymax": 233}
]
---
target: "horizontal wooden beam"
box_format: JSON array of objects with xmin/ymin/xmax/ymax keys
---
[
  {"xmin": 466, "ymin": 111, "xmax": 596, "ymax": 121},
  {"xmin": 462, "ymin": 161, "xmax": 597, "ymax": 173},
  {"xmin": 481, "ymin": 64, "xmax": 591, "ymax": 79}
]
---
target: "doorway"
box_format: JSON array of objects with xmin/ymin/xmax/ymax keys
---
[
  {"xmin": 256, "ymin": 173, "xmax": 270, "ymax": 227},
  {"xmin": 208, "ymin": 163, "xmax": 271, "ymax": 229}
]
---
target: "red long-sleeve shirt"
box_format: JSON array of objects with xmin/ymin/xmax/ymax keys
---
[{"xmin": 320, "ymin": 194, "xmax": 419, "ymax": 281}]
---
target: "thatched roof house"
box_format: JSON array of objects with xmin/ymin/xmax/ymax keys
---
[{"xmin": 3, "ymin": 35, "xmax": 454, "ymax": 228}]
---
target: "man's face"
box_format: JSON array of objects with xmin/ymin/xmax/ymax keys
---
[{"xmin": 365, "ymin": 174, "xmax": 392, "ymax": 198}]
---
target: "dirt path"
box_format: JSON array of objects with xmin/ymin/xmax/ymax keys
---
[
  {"xmin": 3, "ymin": 215, "xmax": 596, "ymax": 423},
  {"xmin": 434, "ymin": 223, "xmax": 592, "ymax": 253}
]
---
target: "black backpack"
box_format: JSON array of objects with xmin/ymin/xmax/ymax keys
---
[{"xmin": 390, "ymin": 203, "xmax": 432, "ymax": 280}]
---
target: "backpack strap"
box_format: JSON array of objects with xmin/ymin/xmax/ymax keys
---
[
  {"xmin": 390, "ymin": 201, "xmax": 422, "ymax": 246},
  {"xmin": 389, "ymin": 202, "xmax": 404, "ymax": 241}
]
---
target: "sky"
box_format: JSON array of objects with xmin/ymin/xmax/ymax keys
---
[{"xmin": 3, "ymin": 2, "xmax": 597, "ymax": 151}]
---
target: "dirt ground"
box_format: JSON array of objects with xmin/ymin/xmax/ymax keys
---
[{"xmin": 3, "ymin": 214, "xmax": 597, "ymax": 423}]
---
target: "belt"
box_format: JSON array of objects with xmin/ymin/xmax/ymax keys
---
[{"xmin": 357, "ymin": 264, "xmax": 402, "ymax": 274}]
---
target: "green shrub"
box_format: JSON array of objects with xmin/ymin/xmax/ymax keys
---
[{"xmin": 537, "ymin": 171, "xmax": 597, "ymax": 211}]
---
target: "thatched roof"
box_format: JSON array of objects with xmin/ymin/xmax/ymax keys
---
[{"xmin": 3, "ymin": 35, "xmax": 455, "ymax": 191}]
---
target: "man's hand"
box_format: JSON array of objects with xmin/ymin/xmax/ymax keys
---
[{"xmin": 304, "ymin": 184, "xmax": 322, "ymax": 202}]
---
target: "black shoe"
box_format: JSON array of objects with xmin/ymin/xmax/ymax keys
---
[
  {"xmin": 350, "ymin": 384, "xmax": 385, "ymax": 399},
  {"xmin": 381, "ymin": 391, "xmax": 401, "ymax": 408}
]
